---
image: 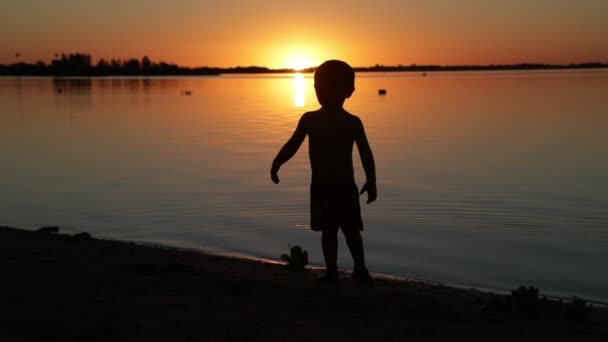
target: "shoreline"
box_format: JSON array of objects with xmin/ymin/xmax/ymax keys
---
[
  {"xmin": 101, "ymin": 235, "xmax": 608, "ymax": 307},
  {"xmin": 1, "ymin": 225, "xmax": 607, "ymax": 341}
]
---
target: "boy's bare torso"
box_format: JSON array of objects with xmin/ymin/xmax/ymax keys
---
[
  {"xmin": 271, "ymin": 106, "xmax": 375, "ymax": 191},
  {"xmin": 301, "ymin": 108, "xmax": 364, "ymax": 185}
]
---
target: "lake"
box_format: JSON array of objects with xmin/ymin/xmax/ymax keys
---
[{"xmin": 1, "ymin": 70, "xmax": 607, "ymax": 302}]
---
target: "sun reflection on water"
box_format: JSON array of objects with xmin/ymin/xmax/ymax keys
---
[{"xmin": 293, "ymin": 73, "xmax": 305, "ymax": 107}]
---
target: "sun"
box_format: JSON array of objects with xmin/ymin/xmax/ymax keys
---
[
  {"xmin": 284, "ymin": 48, "xmax": 314, "ymax": 71},
  {"xmin": 272, "ymin": 44, "xmax": 322, "ymax": 70},
  {"xmin": 286, "ymin": 54, "xmax": 313, "ymax": 71}
]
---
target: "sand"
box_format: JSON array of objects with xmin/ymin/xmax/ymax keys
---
[{"xmin": 1, "ymin": 226, "xmax": 606, "ymax": 341}]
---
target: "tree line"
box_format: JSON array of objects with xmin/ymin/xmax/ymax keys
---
[
  {"xmin": 1, "ymin": 52, "xmax": 606, "ymax": 76},
  {"xmin": 354, "ymin": 63, "xmax": 607, "ymax": 72},
  {"xmin": 1, "ymin": 53, "xmax": 222, "ymax": 76}
]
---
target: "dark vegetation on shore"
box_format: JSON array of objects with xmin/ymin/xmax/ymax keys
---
[
  {"xmin": 2, "ymin": 52, "xmax": 607, "ymax": 76},
  {"xmin": 1, "ymin": 225, "xmax": 607, "ymax": 341}
]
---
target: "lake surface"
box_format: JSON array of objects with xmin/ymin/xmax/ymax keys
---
[{"xmin": 1, "ymin": 70, "xmax": 607, "ymax": 302}]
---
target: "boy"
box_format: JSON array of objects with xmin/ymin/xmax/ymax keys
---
[{"xmin": 270, "ymin": 60, "xmax": 377, "ymax": 284}]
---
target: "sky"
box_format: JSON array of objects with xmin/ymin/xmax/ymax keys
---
[{"xmin": 1, "ymin": 0, "xmax": 607, "ymax": 68}]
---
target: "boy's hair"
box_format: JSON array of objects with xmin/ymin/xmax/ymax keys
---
[{"xmin": 314, "ymin": 60, "xmax": 355, "ymax": 93}]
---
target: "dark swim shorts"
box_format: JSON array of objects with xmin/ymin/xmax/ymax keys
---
[{"xmin": 310, "ymin": 183, "xmax": 363, "ymax": 231}]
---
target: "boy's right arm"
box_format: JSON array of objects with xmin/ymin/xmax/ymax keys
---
[{"xmin": 271, "ymin": 114, "xmax": 308, "ymax": 184}]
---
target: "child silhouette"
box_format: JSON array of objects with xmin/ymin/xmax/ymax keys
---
[{"xmin": 271, "ymin": 60, "xmax": 377, "ymax": 284}]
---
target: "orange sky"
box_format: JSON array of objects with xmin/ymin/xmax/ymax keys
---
[{"xmin": 1, "ymin": 0, "xmax": 607, "ymax": 68}]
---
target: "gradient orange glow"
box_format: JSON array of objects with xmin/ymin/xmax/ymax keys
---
[{"xmin": 1, "ymin": 1, "xmax": 607, "ymax": 67}]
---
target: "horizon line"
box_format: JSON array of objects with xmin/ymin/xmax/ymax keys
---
[{"xmin": 2, "ymin": 52, "xmax": 608, "ymax": 71}]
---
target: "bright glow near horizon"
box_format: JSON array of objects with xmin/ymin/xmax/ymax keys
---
[
  {"xmin": 277, "ymin": 45, "xmax": 320, "ymax": 70},
  {"xmin": 286, "ymin": 56, "xmax": 312, "ymax": 71}
]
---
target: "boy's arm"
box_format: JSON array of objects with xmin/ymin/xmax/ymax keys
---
[
  {"xmin": 355, "ymin": 119, "xmax": 377, "ymax": 203},
  {"xmin": 271, "ymin": 115, "xmax": 308, "ymax": 184}
]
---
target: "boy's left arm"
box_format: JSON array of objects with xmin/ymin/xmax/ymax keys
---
[{"xmin": 355, "ymin": 119, "xmax": 377, "ymax": 203}]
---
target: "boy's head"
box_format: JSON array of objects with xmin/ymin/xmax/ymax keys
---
[{"xmin": 314, "ymin": 60, "xmax": 355, "ymax": 108}]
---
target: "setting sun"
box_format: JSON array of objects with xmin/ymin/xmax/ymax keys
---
[
  {"xmin": 286, "ymin": 55, "xmax": 313, "ymax": 71},
  {"xmin": 279, "ymin": 45, "xmax": 321, "ymax": 70},
  {"xmin": 287, "ymin": 56, "xmax": 312, "ymax": 70}
]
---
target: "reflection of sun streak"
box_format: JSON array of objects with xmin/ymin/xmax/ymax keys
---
[{"xmin": 293, "ymin": 73, "xmax": 305, "ymax": 107}]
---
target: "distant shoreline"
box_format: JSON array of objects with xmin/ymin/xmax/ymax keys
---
[{"xmin": 1, "ymin": 60, "xmax": 606, "ymax": 77}]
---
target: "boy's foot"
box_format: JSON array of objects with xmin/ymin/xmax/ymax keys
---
[
  {"xmin": 317, "ymin": 270, "xmax": 339, "ymax": 283},
  {"xmin": 352, "ymin": 268, "xmax": 374, "ymax": 286}
]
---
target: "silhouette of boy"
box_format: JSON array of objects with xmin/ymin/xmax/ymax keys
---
[{"xmin": 271, "ymin": 60, "xmax": 377, "ymax": 284}]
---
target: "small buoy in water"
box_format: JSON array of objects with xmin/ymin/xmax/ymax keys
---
[
  {"xmin": 57, "ymin": 88, "xmax": 63, "ymax": 94},
  {"xmin": 181, "ymin": 90, "xmax": 192, "ymax": 96},
  {"xmin": 422, "ymin": 72, "xmax": 427, "ymax": 77},
  {"xmin": 378, "ymin": 89, "xmax": 387, "ymax": 95}
]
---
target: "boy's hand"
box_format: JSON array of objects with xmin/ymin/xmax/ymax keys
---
[
  {"xmin": 270, "ymin": 168, "xmax": 280, "ymax": 184},
  {"xmin": 359, "ymin": 182, "xmax": 377, "ymax": 204}
]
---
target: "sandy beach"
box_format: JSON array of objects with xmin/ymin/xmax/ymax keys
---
[{"xmin": 1, "ymin": 226, "xmax": 606, "ymax": 341}]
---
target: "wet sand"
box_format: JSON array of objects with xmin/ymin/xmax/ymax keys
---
[{"xmin": 1, "ymin": 226, "xmax": 606, "ymax": 341}]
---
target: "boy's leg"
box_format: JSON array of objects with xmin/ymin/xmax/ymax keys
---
[
  {"xmin": 321, "ymin": 225, "xmax": 339, "ymax": 274},
  {"xmin": 342, "ymin": 228, "xmax": 366, "ymax": 272},
  {"xmin": 343, "ymin": 227, "xmax": 374, "ymax": 285}
]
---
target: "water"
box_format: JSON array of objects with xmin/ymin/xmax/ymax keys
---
[{"xmin": 1, "ymin": 70, "xmax": 607, "ymax": 302}]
